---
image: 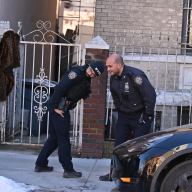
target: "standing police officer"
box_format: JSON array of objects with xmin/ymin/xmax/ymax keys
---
[
  {"xmin": 35, "ymin": 60, "xmax": 105, "ymax": 178},
  {"xmin": 99, "ymin": 53, "xmax": 156, "ymax": 182}
]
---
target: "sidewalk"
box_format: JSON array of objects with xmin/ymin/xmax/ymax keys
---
[{"xmin": 0, "ymin": 150, "xmax": 113, "ymax": 192}]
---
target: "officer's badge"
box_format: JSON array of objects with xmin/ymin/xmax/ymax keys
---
[
  {"xmin": 134, "ymin": 76, "xmax": 143, "ymax": 85},
  {"xmin": 124, "ymin": 82, "xmax": 129, "ymax": 92},
  {"xmin": 68, "ymin": 71, "xmax": 77, "ymax": 79}
]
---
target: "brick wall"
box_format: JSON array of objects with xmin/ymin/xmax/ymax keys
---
[
  {"xmin": 94, "ymin": 0, "xmax": 183, "ymax": 53},
  {"xmin": 81, "ymin": 49, "xmax": 108, "ymax": 158},
  {"xmin": 81, "ymin": 73, "xmax": 107, "ymax": 158}
]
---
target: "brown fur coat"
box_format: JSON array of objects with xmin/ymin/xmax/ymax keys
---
[{"xmin": 0, "ymin": 30, "xmax": 20, "ymax": 101}]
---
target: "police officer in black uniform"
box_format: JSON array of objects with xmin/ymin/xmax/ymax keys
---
[
  {"xmin": 35, "ymin": 60, "xmax": 105, "ymax": 178},
  {"xmin": 99, "ymin": 53, "xmax": 156, "ymax": 183}
]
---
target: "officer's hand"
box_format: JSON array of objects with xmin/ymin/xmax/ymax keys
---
[
  {"xmin": 143, "ymin": 114, "xmax": 153, "ymax": 123},
  {"xmin": 54, "ymin": 109, "xmax": 64, "ymax": 117},
  {"xmin": 139, "ymin": 113, "xmax": 153, "ymax": 125}
]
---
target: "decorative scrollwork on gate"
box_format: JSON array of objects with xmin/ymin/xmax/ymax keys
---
[
  {"xmin": 33, "ymin": 68, "xmax": 49, "ymax": 121},
  {"xmin": 23, "ymin": 20, "xmax": 71, "ymax": 43}
]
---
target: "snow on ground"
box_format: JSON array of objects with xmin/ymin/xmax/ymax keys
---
[{"xmin": 0, "ymin": 176, "xmax": 37, "ymax": 192}]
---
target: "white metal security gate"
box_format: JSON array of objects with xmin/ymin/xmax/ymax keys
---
[{"xmin": 0, "ymin": 21, "xmax": 83, "ymax": 150}]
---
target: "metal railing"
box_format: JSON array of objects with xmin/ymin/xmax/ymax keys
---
[{"xmin": 0, "ymin": 21, "xmax": 83, "ymax": 151}]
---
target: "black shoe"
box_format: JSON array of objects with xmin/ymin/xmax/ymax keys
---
[
  {"xmin": 34, "ymin": 165, "xmax": 53, "ymax": 172},
  {"xmin": 99, "ymin": 173, "xmax": 112, "ymax": 181},
  {"xmin": 63, "ymin": 169, "xmax": 82, "ymax": 178},
  {"xmin": 111, "ymin": 187, "xmax": 120, "ymax": 192}
]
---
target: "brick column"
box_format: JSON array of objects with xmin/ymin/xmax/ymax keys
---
[{"xmin": 81, "ymin": 36, "xmax": 109, "ymax": 158}]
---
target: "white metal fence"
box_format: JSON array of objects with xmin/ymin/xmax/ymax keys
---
[{"xmin": 0, "ymin": 21, "xmax": 83, "ymax": 150}]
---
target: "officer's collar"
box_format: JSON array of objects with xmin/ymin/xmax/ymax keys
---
[{"xmin": 115, "ymin": 65, "xmax": 126, "ymax": 79}]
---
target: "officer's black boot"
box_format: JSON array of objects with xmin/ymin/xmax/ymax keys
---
[
  {"xmin": 34, "ymin": 165, "xmax": 53, "ymax": 172},
  {"xmin": 99, "ymin": 173, "xmax": 112, "ymax": 181},
  {"xmin": 63, "ymin": 169, "xmax": 82, "ymax": 178}
]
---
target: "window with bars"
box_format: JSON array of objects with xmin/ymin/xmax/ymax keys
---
[
  {"xmin": 177, "ymin": 106, "xmax": 192, "ymax": 126},
  {"xmin": 58, "ymin": 0, "xmax": 96, "ymax": 41},
  {"xmin": 154, "ymin": 111, "xmax": 162, "ymax": 132},
  {"xmin": 182, "ymin": 0, "xmax": 192, "ymax": 50}
]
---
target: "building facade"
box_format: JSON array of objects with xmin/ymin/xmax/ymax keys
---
[{"xmin": 1, "ymin": 0, "xmax": 192, "ymax": 158}]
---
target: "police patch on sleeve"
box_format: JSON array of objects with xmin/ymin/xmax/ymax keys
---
[
  {"xmin": 68, "ymin": 71, "xmax": 77, "ymax": 79},
  {"xmin": 134, "ymin": 76, "xmax": 143, "ymax": 85}
]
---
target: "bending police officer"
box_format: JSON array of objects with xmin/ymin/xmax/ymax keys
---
[
  {"xmin": 99, "ymin": 53, "xmax": 156, "ymax": 182},
  {"xmin": 35, "ymin": 60, "xmax": 105, "ymax": 178}
]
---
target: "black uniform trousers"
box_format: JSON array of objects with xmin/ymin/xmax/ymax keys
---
[
  {"xmin": 35, "ymin": 110, "xmax": 73, "ymax": 171},
  {"xmin": 115, "ymin": 111, "xmax": 152, "ymax": 147},
  {"xmin": 113, "ymin": 111, "xmax": 152, "ymax": 192}
]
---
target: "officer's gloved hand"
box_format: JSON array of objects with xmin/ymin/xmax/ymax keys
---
[
  {"xmin": 143, "ymin": 114, "xmax": 153, "ymax": 124},
  {"xmin": 139, "ymin": 113, "xmax": 153, "ymax": 125}
]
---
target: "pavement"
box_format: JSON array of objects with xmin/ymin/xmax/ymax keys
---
[{"xmin": 0, "ymin": 150, "xmax": 114, "ymax": 192}]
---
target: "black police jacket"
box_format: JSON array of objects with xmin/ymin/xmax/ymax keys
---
[
  {"xmin": 110, "ymin": 65, "xmax": 156, "ymax": 116},
  {"xmin": 48, "ymin": 65, "xmax": 91, "ymax": 110}
]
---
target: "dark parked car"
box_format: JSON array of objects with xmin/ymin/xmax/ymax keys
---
[{"xmin": 111, "ymin": 125, "xmax": 192, "ymax": 192}]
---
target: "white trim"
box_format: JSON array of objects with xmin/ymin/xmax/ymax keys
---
[
  {"xmin": 179, "ymin": 64, "xmax": 192, "ymax": 89},
  {"xmin": 85, "ymin": 35, "xmax": 109, "ymax": 49},
  {"xmin": 123, "ymin": 54, "xmax": 192, "ymax": 64},
  {"xmin": 156, "ymin": 90, "xmax": 192, "ymax": 106}
]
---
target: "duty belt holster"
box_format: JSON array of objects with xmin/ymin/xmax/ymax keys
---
[
  {"xmin": 58, "ymin": 97, "xmax": 77, "ymax": 112},
  {"xmin": 58, "ymin": 98, "xmax": 68, "ymax": 112}
]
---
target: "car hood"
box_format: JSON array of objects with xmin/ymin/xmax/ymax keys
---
[{"xmin": 114, "ymin": 125, "xmax": 192, "ymax": 156}]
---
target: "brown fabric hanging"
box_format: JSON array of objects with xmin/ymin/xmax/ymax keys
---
[
  {"xmin": 0, "ymin": 30, "xmax": 20, "ymax": 69},
  {"xmin": 0, "ymin": 30, "xmax": 20, "ymax": 101},
  {"xmin": 0, "ymin": 69, "xmax": 7, "ymax": 101}
]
